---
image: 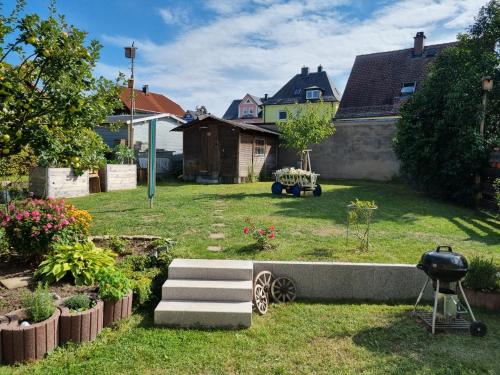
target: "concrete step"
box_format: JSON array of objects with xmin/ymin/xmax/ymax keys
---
[
  {"xmin": 154, "ymin": 300, "xmax": 252, "ymax": 328},
  {"xmin": 168, "ymin": 259, "xmax": 253, "ymax": 281},
  {"xmin": 162, "ymin": 279, "xmax": 253, "ymax": 302}
]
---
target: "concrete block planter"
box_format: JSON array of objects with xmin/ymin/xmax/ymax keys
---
[
  {"xmin": 464, "ymin": 289, "xmax": 500, "ymax": 312},
  {"xmin": 103, "ymin": 293, "xmax": 133, "ymax": 327},
  {"xmin": 1, "ymin": 308, "xmax": 60, "ymax": 364},
  {"xmin": 0, "ymin": 315, "xmax": 10, "ymax": 364},
  {"xmin": 29, "ymin": 167, "xmax": 89, "ymax": 198},
  {"xmin": 59, "ymin": 300, "xmax": 104, "ymax": 345},
  {"xmin": 99, "ymin": 164, "xmax": 137, "ymax": 192}
]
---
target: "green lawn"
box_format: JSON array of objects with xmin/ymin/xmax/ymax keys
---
[{"xmin": 70, "ymin": 179, "xmax": 499, "ymax": 264}]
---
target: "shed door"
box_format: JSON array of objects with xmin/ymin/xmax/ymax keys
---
[{"xmin": 199, "ymin": 127, "xmax": 209, "ymax": 173}]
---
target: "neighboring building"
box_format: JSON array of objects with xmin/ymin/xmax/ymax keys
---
[
  {"xmin": 119, "ymin": 85, "xmax": 185, "ymax": 117},
  {"xmin": 184, "ymin": 105, "xmax": 208, "ymax": 123},
  {"xmin": 223, "ymin": 94, "xmax": 263, "ymax": 123},
  {"xmin": 282, "ymin": 32, "xmax": 456, "ymax": 181},
  {"xmin": 172, "ymin": 115, "xmax": 279, "ymax": 184},
  {"xmin": 96, "ymin": 113, "xmax": 186, "ymax": 175},
  {"xmin": 262, "ymin": 65, "xmax": 341, "ymax": 123}
]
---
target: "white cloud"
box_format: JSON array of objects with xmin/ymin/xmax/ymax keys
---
[
  {"xmin": 99, "ymin": 0, "xmax": 487, "ymax": 116},
  {"xmin": 158, "ymin": 7, "xmax": 190, "ymax": 25}
]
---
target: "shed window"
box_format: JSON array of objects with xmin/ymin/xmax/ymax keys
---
[
  {"xmin": 255, "ymin": 138, "xmax": 265, "ymax": 156},
  {"xmin": 306, "ymin": 90, "xmax": 320, "ymax": 100},
  {"xmin": 401, "ymin": 82, "xmax": 416, "ymax": 95},
  {"xmin": 278, "ymin": 110, "xmax": 287, "ymax": 120}
]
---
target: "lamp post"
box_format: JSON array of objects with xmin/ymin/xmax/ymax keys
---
[{"xmin": 124, "ymin": 42, "xmax": 137, "ymax": 155}]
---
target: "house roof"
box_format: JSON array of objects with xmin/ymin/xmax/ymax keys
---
[
  {"xmin": 120, "ymin": 88, "xmax": 185, "ymax": 117},
  {"xmin": 172, "ymin": 114, "xmax": 280, "ymax": 136},
  {"xmin": 222, "ymin": 94, "xmax": 264, "ymax": 120},
  {"xmin": 336, "ymin": 41, "xmax": 456, "ymax": 119},
  {"xmin": 264, "ymin": 69, "xmax": 341, "ymax": 105},
  {"xmin": 105, "ymin": 113, "xmax": 186, "ymax": 125}
]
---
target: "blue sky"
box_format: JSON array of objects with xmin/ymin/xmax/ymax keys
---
[{"xmin": 2, "ymin": 0, "xmax": 488, "ymax": 115}]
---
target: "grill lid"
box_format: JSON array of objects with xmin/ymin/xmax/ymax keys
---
[{"xmin": 417, "ymin": 246, "xmax": 468, "ymax": 282}]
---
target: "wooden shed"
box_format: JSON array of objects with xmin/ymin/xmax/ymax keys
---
[{"xmin": 173, "ymin": 115, "xmax": 279, "ymax": 183}]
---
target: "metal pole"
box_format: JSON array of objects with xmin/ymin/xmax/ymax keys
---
[
  {"xmin": 129, "ymin": 43, "xmax": 135, "ymax": 153},
  {"xmin": 432, "ymin": 279, "xmax": 439, "ymax": 334}
]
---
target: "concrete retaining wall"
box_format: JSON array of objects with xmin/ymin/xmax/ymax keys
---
[
  {"xmin": 29, "ymin": 167, "xmax": 89, "ymax": 198},
  {"xmin": 254, "ymin": 261, "xmax": 432, "ymax": 301},
  {"xmin": 99, "ymin": 164, "xmax": 137, "ymax": 192}
]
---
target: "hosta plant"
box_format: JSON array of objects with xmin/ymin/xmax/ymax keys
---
[{"xmin": 35, "ymin": 241, "xmax": 117, "ymax": 285}]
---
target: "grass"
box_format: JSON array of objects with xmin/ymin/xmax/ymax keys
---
[
  {"xmin": 4, "ymin": 303, "xmax": 500, "ymax": 375},
  {"xmin": 69, "ymin": 179, "xmax": 500, "ymax": 264}
]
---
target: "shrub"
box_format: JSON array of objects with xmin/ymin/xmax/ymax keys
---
[
  {"xmin": 119, "ymin": 254, "xmax": 156, "ymax": 272},
  {"xmin": 35, "ymin": 241, "xmax": 116, "ymax": 285},
  {"xmin": 20, "ymin": 284, "xmax": 55, "ymax": 323},
  {"xmin": 108, "ymin": 236, "xmax": 129, "ymax": 255},
  {"xmin": 464, "ymin": 257, "xmax": 499, "ymax": 292},
  {"xmin": 156, "ymin": 251, "xmax": 174, "ymax": 274},
  {"xmin": 243, "ymin": 220, "xmax": 277, "ymax": 251},
  {"xmin": 64, "ymin": 294, "xmax": 94, "ymax": 313},
  {"xmin": 148, "ymin": 238, "xmax": 175, "ymax": 257},
  {"xmin": 0, "ymin": 228, "xmax": 9, "ymax": 259},
  {"xmin": 347, "ymin": 199, "xmax": 377, "ymax": 251},
  {"xmin": 97, "ymin": 268, "xmax": 131, "ymax": 301},
  {"xmin": 0, "ymin": 198, "xmax": 84, "ymax": 260},
  {"xmin": 109, "ymin": 144, "xmax": 135, "ymax": 165}
]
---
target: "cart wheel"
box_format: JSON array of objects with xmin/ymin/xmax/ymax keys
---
[
  {"xmin": 290, "ymin": 184, "xmax": 301, "ymax": 197},
  {"xmin": 271, "ymin": 277, "xmax": 297, "ymax": 303},
  {"xmin": 271, "ymin": 182, "xmax": 283, "ymax": 195},
  {"xmin": 313, "ymin": 184, "xmax": 322, "ymax": 197},
  {"xmin": 254, "ymin": 284, "xmax": 268, "ymax": 315},
  {"xmin": 470, "ymin": 321, "xmax": 487, "ymax": 337}
]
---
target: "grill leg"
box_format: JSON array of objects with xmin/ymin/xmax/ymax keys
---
[
  {"xmin": 413, "ymin": 278, "xmax": 430, "ymax": 312},
  {"xmin": 458, "ymin": 281, "xmax": 476, "ymax": 322},
  {"xmin": 432, "ymin": 279, "xmax": 439, "ymax": 334}
]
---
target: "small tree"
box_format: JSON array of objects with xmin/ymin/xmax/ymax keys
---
[
  {"xmin": 0, "ymin": 0, "xmax": 123, "ymax": 174},
  {"xmin": 277, "ymin": 100, "xmax": 335, "ymax": 170}
]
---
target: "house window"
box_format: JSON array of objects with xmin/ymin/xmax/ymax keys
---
[
  {"xmin": 255, "ymin": 138, "xmax": 265, "ymax": 156},
  {"xmin": 278, "ymin": 110, "xmax": 287, "ymax": 120},
  {"xmin": 306, "ymin": 90, "xmax": 320, "ymax": 100},
  {"xmin": 400, "ymin": 82, "xmax": 416, "ymax": 96}
]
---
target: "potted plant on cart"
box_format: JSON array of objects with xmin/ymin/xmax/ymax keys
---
[
  {"xmin": 463, "ymin": 257, "xmax": 500, "ymax": 311},
  {"xmin": 97, "ymin": 268, "xmax": 133, "ymax": 327}
]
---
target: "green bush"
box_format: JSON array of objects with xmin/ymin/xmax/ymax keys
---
[
  {"xmin": 108, "ymin": 236, "xmax": 129, "ymax": 255},
  {"xmin": 97, "ymin": 268, "xmax": 131, "ymax": 301},
  {"xmin": 21, "ymin": 284, "xmax": 55, "ymax": 323},
  {"xmin": 464, "ymin": 257, "xmax": 499, "ymax": 291},
  {"xmin": 119, "ymin": 254, "xmax": 155, "ymax": 272},
  {"xmin": 35, "ymin": 241, "xmax": 116, "ymax": 285},
  {"xmin": 64, "ymin": 294, "xmax": 94, "ymax": 313},
  {"xmin": 0, "ymin": 228, "xmax": 9, "ymax": 259},
  {"xmin": 148, "ymin": 238, "xmax": 175, "ymax": 257},
  {"xmin": 109, "ymin": 144, "xmax": 135, "ymax": 165}
]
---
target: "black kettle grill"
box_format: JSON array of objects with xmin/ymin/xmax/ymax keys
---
[{"xmin": 413, "ymin": 246, "xmax": 487, "ymax": 336}]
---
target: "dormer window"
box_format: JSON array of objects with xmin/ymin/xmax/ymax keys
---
[
  {"xmin": 306, "ymin": 89, "xmax": 321, "ymax": 100},
  {"xmin": 401, "ymin": 82, "xmax": 416, "ymax": 96}
]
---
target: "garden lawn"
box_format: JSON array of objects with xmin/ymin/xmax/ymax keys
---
[
  {"xmin": 3, "ymin": 303, "xmax": 500, "ymax": 375},
  {"xmin": 70, "ymin": 180, "xmax": 500, "ymax": 264}
]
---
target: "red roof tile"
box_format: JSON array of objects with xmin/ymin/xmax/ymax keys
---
[{"xmin": 120, "ymin": 88, "xmax": 185, "ymax": 117}]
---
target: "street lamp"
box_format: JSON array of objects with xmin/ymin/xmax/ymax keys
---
[{"xmin": 124, "ymin": 42, "xmax": 137, "ymax": 152}]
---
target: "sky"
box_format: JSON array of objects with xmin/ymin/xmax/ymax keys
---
[{"xmin": 2, "ymin": 0, "xmax": 489, "ymax": 116}]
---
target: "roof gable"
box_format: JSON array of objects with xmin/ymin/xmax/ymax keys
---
[{"xmin": 120, "ymin": 88, "xmax": 185, "ymax": 117}]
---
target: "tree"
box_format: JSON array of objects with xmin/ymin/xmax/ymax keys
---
[
  {"xmin": 394, "ymin": 0, "xmax": 500, "ymax": 205},
  {"xmin": 0, "ymin": 0, "xmax": 123, "ymax": 174},
  {"xmin": 277, "ymin": 100, "xmax": 335, "ymax": 170}
]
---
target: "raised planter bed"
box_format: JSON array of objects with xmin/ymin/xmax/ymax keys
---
[
  {"xmin": 464, "ymin": 289, "xmax": 500, "ymax": 312},
  {"xmin": 29, "ymin": 167, "xmax": 89, "ymax": 198},
  {"xmin": 99, "ymin": 164, "xmax": 137, "ymax": 192},
  {"xmin": 1, "ymin": 308, "xmax": 60, "ymax": 364},
  {"xmin": 103, "ymin": 292, "xmax": 133, "ymax": 327},
  {"xmin": 59, "ymin": 299, "xmax": 104, "ymax": 345}
]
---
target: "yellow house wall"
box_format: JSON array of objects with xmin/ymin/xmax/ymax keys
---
[{"xmin": 263, "ymin": 101, "xmax": 339, "ymax": 123}]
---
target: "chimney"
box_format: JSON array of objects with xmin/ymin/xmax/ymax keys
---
[
  {"xmin": 413, "ymin": 32, "xmax": 426, "ymax": 56},
  {"xmin": 301, "ymin": 66, "xmax": 309, "ymax": 76},
  {"xmin": 317, "ymin": 65, "xmax": 323, "ymax": 73},
  {"xmin": 142, "ymin": 84, "xmax": 149, "ymax": 94},
  {"xmin": 264, "ymin": 93, "xmax": 268, "ymax": 100}
]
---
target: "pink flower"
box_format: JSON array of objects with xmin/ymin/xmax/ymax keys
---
[
  {"xmin": 46, "ymin": 223, "xmax": 53, "ymax": 229},
  {"xmin": 23, "ymin": 211, "xmax": 30, "ymax": 218},
  {"xmin": 15, "ymin": 213, "xmax": 23, "ymax": 221},
  {"xmin": 47, "ymin": 214, "xmax": 53, "ymax": 219},
  {"xmin": 33, "ymin": 216, "xmax": 40, "ymax": 222},
  {"xmin": 32, "ymin": 210, "xmax": 40, "ymax": 217},
  {"xmin": 61, "ymin": 219, "xmax": 70, "ymax": 226},
  {"xmin": 258, "ymin": 229, "xmax": 265, "ymax": 236},
  {"xmin": 243, "ymin": 227, "xmax": 250, "ymax": 234},
  {"xmin": 70, "ymin": 216, "xmax": 76, "ymax": 222}
]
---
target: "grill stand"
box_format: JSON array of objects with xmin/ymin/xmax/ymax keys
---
[{"xmin": 413, "ymin": 277, "xmax": 485, "ymax": 335}]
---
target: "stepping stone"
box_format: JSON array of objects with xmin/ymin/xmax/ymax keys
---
[
  {"xmin": 215, "ymin": 200, "xmax": 224, "ymax": 204},
  {"xmin": 209, "ymin": 233, "xmax": 225, "ymax": 239},
  {"xmin": 207, "ymin": 245, "xmax": 223, "ymax": 252},
  {"xmin": 0, "ymin": 276, "xmax": 31, "ymax": 290},
  {"xmin": 212, "ymin": 223, "xmax": 225, "ymax": 227},
  {"xmin": 214, "ymin": 215, "xmax": 224, "ymax": 220}
]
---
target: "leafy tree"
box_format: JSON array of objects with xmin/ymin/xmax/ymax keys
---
[
  {"xmin": 0, "ymin": 0, "xmax": 123, "ymax": 174},
  {"xmin": 394, "ymin": 0, "xmax": 500, "ymax": 205},
  {"xmin": 277, "ymin": 100, "xmax": 335, "ymax": 170}
]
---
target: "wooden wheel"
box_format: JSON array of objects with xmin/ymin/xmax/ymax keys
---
[
  {"xmin": 254, "ymin": 284, "xmax": 268, "ymax": 315},
  {"xmin": 271, "ymin": 277, "xmax": 297, "ymax": 303},
  {"xmin": 254, "ymin": 271, "xmax": 273, "ymax": 295}
]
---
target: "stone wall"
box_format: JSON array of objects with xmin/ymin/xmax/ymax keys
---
[
  {"xmin": 254, "ymin": 261, "xmax": 432, "ymax": 301},
  {"xmin": 278, "ymin": 118, "xmax": 400, "ymax": 181}
]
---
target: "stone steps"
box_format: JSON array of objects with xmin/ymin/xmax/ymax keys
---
[
  {"xmin": 161, "ymin": 279, "xmax": 252, "ymax": 302},
  {"xmin": 168, "ymin": 259, "xmax": 253, "ymax": 281}
]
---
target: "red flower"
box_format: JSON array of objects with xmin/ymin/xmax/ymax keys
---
[
  {"xmin": 268, "ymin": 233, "xmax": 275, "ymax": 239},
  {"xmin": 258, "ymin": 229, "xmax": 265, "ymax": 236},
  {"xmin": 243, "ymin": 227, "xmax": 250, "ymax": 234},
  {"xmin": 269, "ymin": 225, "xmax": 275, "ymax": 231}
]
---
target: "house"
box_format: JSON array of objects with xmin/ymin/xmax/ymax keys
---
[
  {"xmin": 96, "ymin": 113, "xmax": 185, "ymax": 175},
  {"xmin": 184, "ymin": 106, "xmax": 208, "ymax": 123},
  {"xmin": 223, "ymin": 94, "xmax": 264, "ymax": 123},
  {"xmin": 279, "ymin": 32, "xmax": 457, "ymax": 181},
  {"xmin": 172, "ymin": 115, "xmax": 279, "ymax": 183},
  {"xmin": 262, "ymin": 65, "xmax": 341, "ymax": 123},
  {"xmin": 119, "ymin": 85, "xmax": 185, "ymax": 117}
]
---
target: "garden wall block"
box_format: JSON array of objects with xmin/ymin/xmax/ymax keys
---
[
  {"xmin": 0, "ymin": 315, "xmax": 10, "ymax": 364},
  {"xmin": 29, "ymin": 167, "xmax": 89, "ymax": 198},
  {"xmin": 99, "ymin": 164, "xmax": 137, "ymax": 192},
  {"xmin": 103, "ymin": 293, "xmax": 133, "ymax": 327},
  {"xmin": 59, "ymin": 300, "xmax": 104, "ymax": 344},
  {"xmin": 1, "ymin": 309, "xmax": 60, "ymax": 364},
  {"xmin": 254, "ymin": 261, "xmax": 432, "ymax": 301}
]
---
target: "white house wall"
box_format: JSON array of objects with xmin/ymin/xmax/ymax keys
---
[{"xmin": 133, "ymin": 118, "xmax": 182, "ymax": 154}]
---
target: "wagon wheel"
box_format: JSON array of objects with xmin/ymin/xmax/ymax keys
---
[
  {"xmin": 254, "ymin": 284, "xmax": 268, "ymax": 315},
  {"xmin": 313, "ymin": 183, "xmax": 322, "ymax": 197},
  {"xmin": 254, "ymin": 270, "xmax": 273, "ymax": 295},
  {"xmin": 271, "ymin": 277, "xmax": 297, "ymax": 303},
  {"xmin": 271, "ymin": 182, "xmax": 283, "ymax": 195},
  {"xmin": 290, "ymin": 184, "xmax": 301, "ymax": 197}
]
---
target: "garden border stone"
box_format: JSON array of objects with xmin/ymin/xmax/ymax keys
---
[
  {"xmin": 102, "ymin": 292, "xmax": 133, "ymax": 327},
  {"xmin": 59, "ymin": 299, "xmax": 104, "ymax": 345}
]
